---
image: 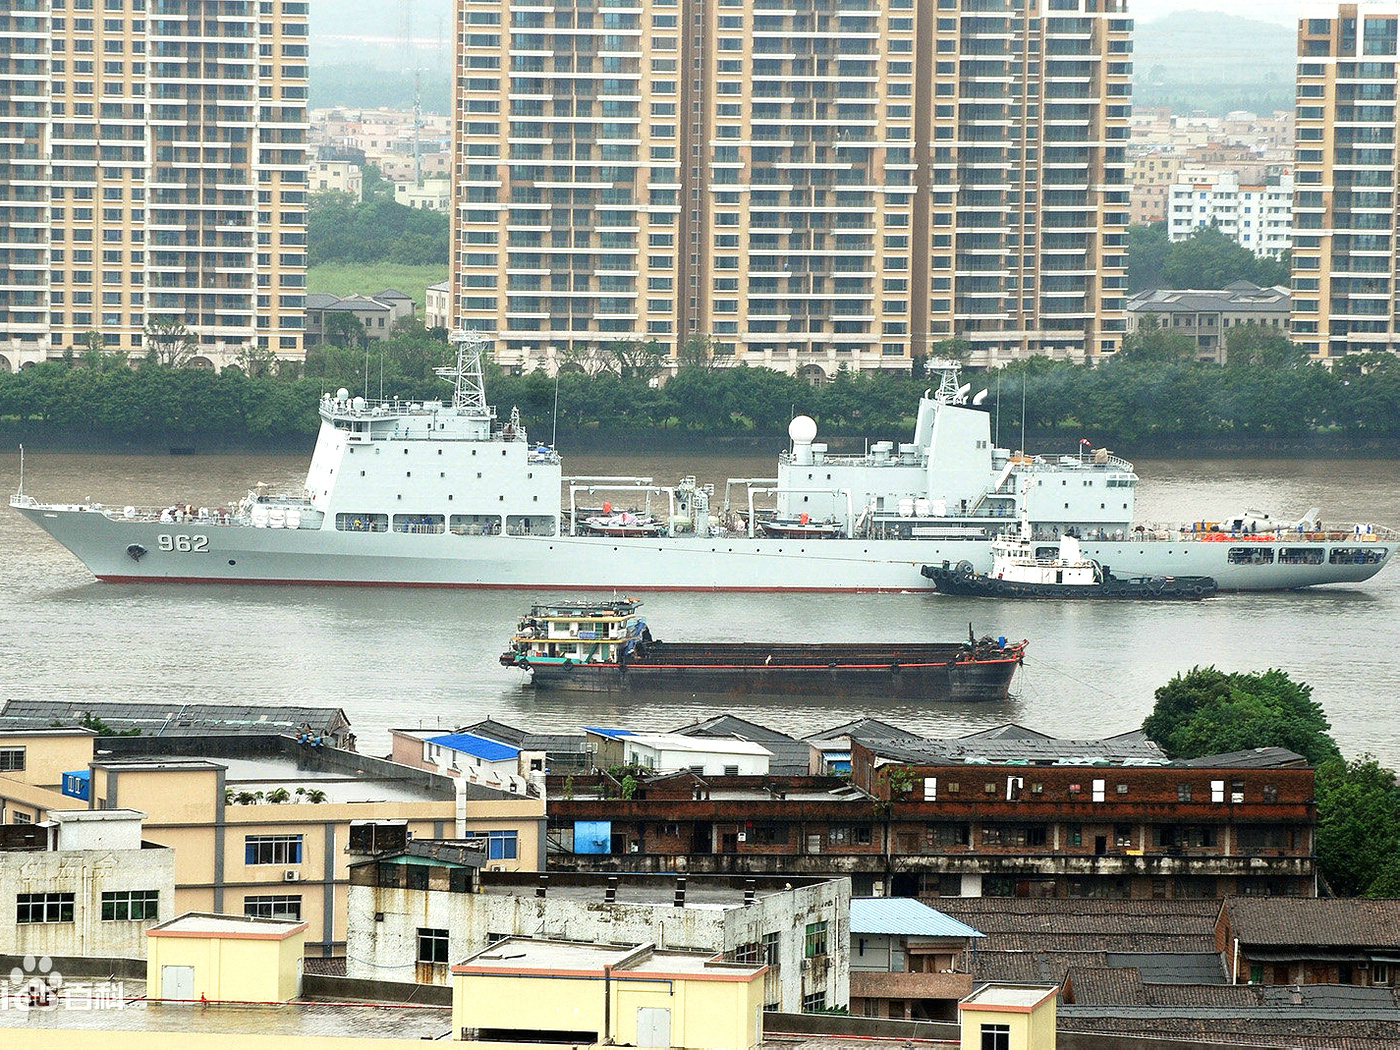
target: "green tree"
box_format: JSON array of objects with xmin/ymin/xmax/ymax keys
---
[
  {"xmin": 360, "ymin": 162, "xmax": 395, "ymax": 203},
  {"xmin": 322, "ymin": 311, "xmax": 369, "ymax": 351},
  {"xmin": 143, "ymin": 317, "xmax": 197, "ymax": 368},
  {"xmin": 1314, "ymin": 756, "xmax": 1400, "ymax": 897},
  {"xmin": 1224, "ymin": 323, "xmax": 1307, "ymax": 369},
  {"xmin": 1161, "ymin": 225, "xmax": 1263, "ymax": 289},
  {"xmin": 1127, "ymin": 222, "xmax": 1171, "ymax": 292},
  {"xmin": 1141, "ymin": 666, "xmax": 1341, "ymax": 765},
  {"xmin": 677, "ymin": 334, "xmax": 717, "ymax": 368},
  {"xmin": 1118, "ymin": 315, "xmax": 1196, "ymax": 362}
]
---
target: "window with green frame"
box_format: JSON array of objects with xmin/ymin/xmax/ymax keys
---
[{"xmin": 804, "ymin": 920, "xmax": 828, "ymax": 958}]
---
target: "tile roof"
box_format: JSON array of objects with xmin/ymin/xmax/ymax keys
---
[
  {"xmin": 1175, "ymin": 746, "xmax": 1308, "ymax": 768},
  {"xmin": 970, "ymin": 951, "xmax": 1107, "ymax": 984},
  {"xmin": 805, "ymin": 718, "xmax": 918, "ymax": 743},
  {"xmin": 0, "ymin": 700, "xmax": 350, "ymax": 741},
  {"xmin": 932, "ymin": 898, "xmax": 1220, "ymax": 954},
  {"xmin": 1104, "ymin": 952, "xmax": 1227, "ymax": 985},
  {"xmin": 1225, "ymin": 897, "xmax": 1400, "ymax": 949},
  {"xmin": 860, "ymin": 726, "xmax": 1169, "ymax": 767},
  {"xmin": 1064, "ymin": 966, "xmax": 1146, "ymax": 1006},
  {"xmin": 849, "ymin": 898, "xmax": 985, "ymax": 939}
]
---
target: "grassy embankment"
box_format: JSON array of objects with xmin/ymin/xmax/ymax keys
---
[{"xmin": 307, "ymin": 263, "xmax": 448, "ymax": 310}]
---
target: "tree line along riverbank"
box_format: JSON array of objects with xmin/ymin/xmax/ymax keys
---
[{"xmin": 1, "ymin": 329, "xmax": 1398, "ymax": 452}]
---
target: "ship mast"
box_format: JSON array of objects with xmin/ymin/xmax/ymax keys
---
[
  {"xmin": 928, "ymin": 358, "xmax": 968, "ymax": 405},
  {"xmin": 440, "ymin": 330, "xmax": 492, "ymax": 418}
]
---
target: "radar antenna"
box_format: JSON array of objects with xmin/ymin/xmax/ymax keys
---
[
  {"xmin": 440, "ymin": 330, "xmax": 492, "ymax": 417},
  {"xmin": 928, "ymin": 358, "xmax": 967, "ymax": 405}
]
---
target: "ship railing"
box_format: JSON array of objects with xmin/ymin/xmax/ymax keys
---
[
  {"xmin": 1108, "ymin": 523, "xmax": 1398, "ymax": 543},
  {"xmin": 72, "ymin": 503, "xmax": 246, "ymax": 525}
]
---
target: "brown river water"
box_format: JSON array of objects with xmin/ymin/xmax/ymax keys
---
[{"xmin": 3, "ymin": 447, "xmax": 1398, "ymax": 765}]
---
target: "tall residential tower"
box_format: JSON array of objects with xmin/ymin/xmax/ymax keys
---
[
  {"xmin": 0, "ymin": 0, "xmax": 310, "ymax": 372},
  {"xmin": 1293, "ymin": 4, "xmax": 1400, "ymax": 358},
  {"xmin": 449, "ymin": 0, "xmax": 1131, "ymax": 375}
]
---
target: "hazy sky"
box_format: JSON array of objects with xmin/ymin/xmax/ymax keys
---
[{"xmin": 1133, "ymin": 1, "xmax": 1301, "ymax": 26}]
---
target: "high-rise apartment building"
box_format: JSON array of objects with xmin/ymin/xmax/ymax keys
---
[
  {"xmin": 1293, "ymin": 3, "xmax": 1400, "ymax": 359},
  {"xmin": 449, "ymin": 0, "xmax": 1131, "ymax": 375},
  {"xmin": 0, "ymin": 0, "xmax": 310, "ymax": 373}
]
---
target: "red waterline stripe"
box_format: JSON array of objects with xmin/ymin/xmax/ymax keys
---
[{"xmin": 95, "ymin": 575, "xmax": 930, "ymax": 593}]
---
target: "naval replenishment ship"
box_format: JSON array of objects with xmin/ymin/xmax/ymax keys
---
[{"xmin": 9, "ymin": 332, "xmax": 1396, "ymax": 592}]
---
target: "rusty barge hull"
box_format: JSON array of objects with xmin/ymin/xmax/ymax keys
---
[{"xmin": 521, "ymin": 641, "xmax": 1025, "ymax": 702}]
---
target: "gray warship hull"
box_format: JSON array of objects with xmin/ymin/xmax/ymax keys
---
[{"xmin": 11, "ymin": 502, "xmax": 1393, "ymax": 592}]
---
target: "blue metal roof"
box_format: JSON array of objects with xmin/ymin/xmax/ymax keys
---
[
  {"xmin": 850, "ymin": 898, "xmax": 985, "ymax": 939},
  {"xmin": 424, "ymin": 732, "xmax": 519, "ymax": 762},
  {"xmin": 583, "ymin": 727, "xmax": 634, "ymax": 739}
]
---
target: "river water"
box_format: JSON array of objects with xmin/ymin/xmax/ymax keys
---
[{"xmin": 3, "ymin": 447, "xmax": 1398, "ymax": 766}]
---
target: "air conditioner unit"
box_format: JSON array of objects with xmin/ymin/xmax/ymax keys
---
[
  {"xmin": 488, "ymin": 864, "xmax": 506, "ymax": 872},
  {"xmin": 284, "ymin": 869, "xmax": 301, "ymax": 882}
]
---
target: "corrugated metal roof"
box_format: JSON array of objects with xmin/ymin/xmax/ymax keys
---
[
  {"xmin": 849, "ymin": 897, "xmax": 984, "ymax": 939},
  {"xmin": 425, "ymin": 732, "xmax": 519, "ymax": 762}
]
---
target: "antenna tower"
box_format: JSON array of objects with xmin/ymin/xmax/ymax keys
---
[{"xmin": 440, "ymin": 331, "xmax": 492, "ymax": 417}]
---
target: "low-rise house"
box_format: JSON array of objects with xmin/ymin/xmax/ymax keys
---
[
  {"xmin": 304, "ymin": 291, "xmax": 417, "ymax": 347},
  {"xmin": 0, "ymin": 730, "xmax": 543, "ymax": 959},
  {"xmin": 586, "ymin": 727, "xmax": 773, "ymax": 777},
  {"xmin": 312, "ymin": 159, "xmax": 363, "ymax": 200},
  {"xmin": 425, "ymin": 280, "xmax": 451, "ymax": 330},
  {"xmin": 849, "ymin": 897, "xmax": 985, "ymax": 1021},
  {"xmin": 390, "ymin": 728, "xmax": 541, "ymax": 792},
  {"xmin": 346, "ymin": 851, "xmax": 849, "ymax": 1013},
  {"xmin": 1126, "ymin": 281, "xmax": 1290, "ymax": 364},
  {"xmin": 1, "ymin": 808, "xmax": 175, "ymax": 960},
  {"xmin": 452, "ymin": 938, "xmax": 769, "ymax": 1049},
  {"xmin": 1216, "ymin": 896, "xmax": 1400, "ymax": 987},
  {"xmin": 394, "ymin": 177, "xmax": 452, "ymax": 211},
  {"xmin": 676, "ymin": 716, "xmax": 818, "ymax": 776}
]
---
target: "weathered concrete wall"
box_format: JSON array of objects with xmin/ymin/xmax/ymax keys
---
[
  {"xmin": 345, "ymin": 878, "xmax": 848, "ymax": 1013},
  {"xmin": 0, "ymin": 846, "xmax": 175, "ymax": 958}
]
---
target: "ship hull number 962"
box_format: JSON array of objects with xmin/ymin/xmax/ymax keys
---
[{"xmin": 158, "ymin": 534, "xmax": 210, "ymax": 553}]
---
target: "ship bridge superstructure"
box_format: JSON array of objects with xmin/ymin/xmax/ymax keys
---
[
  {"xmin": 301, "ymin": 332, "xmax": 564, "ymax": 538},
  {"xmin": 776, "ymin": 363, "xmax": 1138, "ymax": 538}
]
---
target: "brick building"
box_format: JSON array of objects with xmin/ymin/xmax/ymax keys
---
[
  {"xmin": 547, "ymin": 726, "xmax": 1316, "ymax": 900},
  {"xmin": 1216, "ymin": 897, "xmax": 1400, "ymax": 987}
]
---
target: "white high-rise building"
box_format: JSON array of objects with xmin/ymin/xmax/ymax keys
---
[{"xmin": 1167, "ymin": 170, "xmax": 1294, "ymax": 259}]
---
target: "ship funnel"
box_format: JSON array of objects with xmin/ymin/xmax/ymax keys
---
[{"xmin": 973, "ymin": 389, "xmax": 989, "ymax": 406}]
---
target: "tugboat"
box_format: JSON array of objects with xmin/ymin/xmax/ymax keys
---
[
  {"xmin": 922, "ymin": 519, "xmax": 1217, "ymax": 599},
  {"xmin": 500, "ymin": 599, "xmax": 1027, "ymax": 701}
]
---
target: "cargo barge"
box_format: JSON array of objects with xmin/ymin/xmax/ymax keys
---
[{"xmin": 500, "ymin": 600, "xmax": 1026, "ymax": 702}]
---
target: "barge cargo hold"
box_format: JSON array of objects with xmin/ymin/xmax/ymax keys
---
[{"xmin": 500, "ymin": 600, "xmax": 1026, "ymax": 702}]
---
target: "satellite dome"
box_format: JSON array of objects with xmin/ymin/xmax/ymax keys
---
[
  {"xmin": 788, "ymin": 415, "xmax": 818, "ymax": 444},
  {"xmin": 336, "ymin": 387, "xmax": 350, "ymax": 400}
]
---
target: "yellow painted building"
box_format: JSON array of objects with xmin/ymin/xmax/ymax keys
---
[
  {"xmin": 0, "ymin": 729, "xmax": 98, "ymax": 794},
  {"xmin": 958, "ymin": 984, "xmax": 1059, "ymax": 1050},
  {"xmin": 0, "ymin": 733, "xmax": 545, "ymax": 957},
  {"xmin": 147, "ymin": 912, "xmax": 307, "ymax": 1003},
  {"xmin": 452, "ymin": 939, "xmax": 767, "ymax": 1050}
]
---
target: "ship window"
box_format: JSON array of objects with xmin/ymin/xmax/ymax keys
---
[
  {"xmin": 451, "ymin": 514, "xmax": 502, "ymax": 536},
  {"xmin": 1279, "ymin": 547, "xmax": 1324, "ymax": 565},
  {"xmin": 1330, "ymin": 546, "xmax": 1387, "ymax": 564},
  {"xmin": 1227, "ymin": 547, "xmax": 1274, "ymax": 565},
  {"xmin": 393, "ymin": 514, "xmax": 445, "ymax": 535},
  {"xmin": 336, "ymin": 513, "xmax": 388, "ymax": 532},
  {"xmin": 507, "ymin": 515, "xmax": 556, "ymax": 536}
]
